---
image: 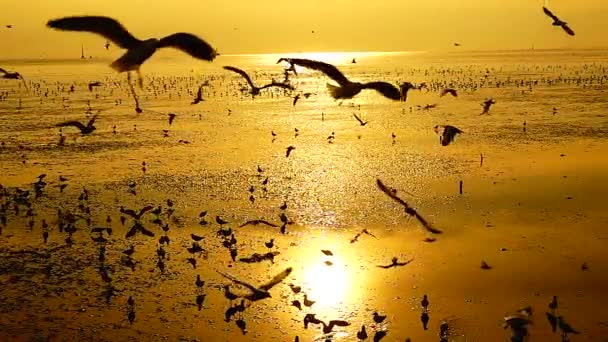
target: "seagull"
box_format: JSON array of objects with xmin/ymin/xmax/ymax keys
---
[
  {"xmin": 434, "ymin": 125, "xmax": 463, "ymax": 146},
  {"xmin": 277, "ymin": 58, "xmax": 405, "ymax": 101},
  {"xmin": 557, "ymin": 316, "xmax": 579, "ymax": 337},
  {"xmin": 292, "ymin": 92, "xmax": 315, "ymax": 106},
  {"xmin": 357, "ymin": 325, "xmax": 368, "ymax": 340},
  {"xmin": 543, "ymin": 7, "xmax": 575, "ymax": 36},
  {"xmin": 376, "ymin": 179, "xmax": 442, "ymax": 234},
  {"xmin": 350, "ymin": 229, "xmax": 377, "ymax": 243},
  {"xmin": 481, "ymin": 98, "xmax": 496, "ymax": 115},
  {"xmin": 88, "ymin": 81, "xmax": 102, "ymax": 91},
  {"xmin": 286, "ymin": 145, "xmax": 296, "ymax": 158},
  {"xmin": 0, "ymin": 68, "xmax": 27, "ymax": 89},
  {"xmin": 440, "ymin": 88, "xmax": 458, "ymax": 97},
  {"xmin": 223, "ymin": 66, "xmax": 295, "ymax": 98},
  {"xmin": 377, "ymin": 256, "xmax": 414, "ymax": 269},
  {"xmin": 217, "ymin": 267, "xmax": 292, "ymax": 301},
  {"xmin": 191, "ymin": 81, "xmax": 208, "ymax": 104},
  {"xmin": 238, "ymin": 219, "xmax": 278, "ymax": 228},
  {"xmin": 46, "ymin": 16, "xmax": 218, "ymax": 88},
  {"xmin": 168, "ymin": 113, "xmax": 177, "ymax": 125},
  {"xmin": 373, "ymin": 312, "xmax": 387, "ymax": 323},
  {"xmin": 56, "ymin": 115, "xmax": 98, "ymax": 135},
  {"xmin": 352, "ymin": 113, "xmax": 368, "ymax": 126}
]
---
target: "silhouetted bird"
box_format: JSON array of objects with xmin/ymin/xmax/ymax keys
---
[
  {"xmin": 168, "ymin": 113, "xmax": 177, "ymax": 125},
  {"xmin": 217, "ymin": 267, "xmax": 292, "ymax": 301},
  {"xmin": 481, "ymin": 98, "xmax": 496, "ymax": 115},
  {"xmin": 421, "ymin": 312, "xmax": 429, "ymax": 330},
  {"xmin": 191, "ymin": 82, "xmax": 207, "ymax": 104},
  {"xmin": 546, "ymin": 311, "xmax": 558, "ymax": 333},
  {"xmin": 440, "ymin": 88, "xmax": 458, "ymax": 97},
  {"xmin": 0, "ymin": 68, "xmax": 23, "ymax": 80},
  {"xmin": 557, "ymin": 316, "xmax": 579, "ymax": 337},
  {"xmin": 223, "ymin": 66, "xmax": 295, "ymax": 97},
  {"xmin": 291, "ymin": 300, "xmax": 302, "ymax": 310},
  {"xmin": 216, "ymin": 216, "xmax": 229, "ymax": 225},
  {"xmin": 373, "ymin": 331, "xmax": 387, "ymax": 342},
  {"xmin": 543, "ymin": 7, "xmax": 575, "ymax": 36},
  {"xmin": 353, "ymin": 113, "xmax": 368, "ymax": 126},
  {"xmin": 321, "ymin": 250, "xmax": 333, "ymax": 256},
  {"xmin": 56, "ymin": 114, "xmax": 98, "ymax": 135},
  {"xmin": 480, "ymin": 260, "xmax": 492, "ymax": 270},
  {"xmin": 289, "ymin": 284, "xmax": 301, "ymax": 294},
  {"xmin": 357, "ymin": 325, "xmax": 368, "ymax": 340},
  {"xmin": 303, "ymin": 293, "xmax": 316, "ymax": 307},
  {"xmin": 277, "ymin": 58, "xmax": 404, "ymax": 101},
  {"xmin": 88, "ymin": 81, "xmax": 102, "ymax": 91},
  {"xmin": 238, "ymin": 219, "xmax": 278, "ymax": 228},
  {"xmin": 47, "ymin": 16, "xmax": 218, "ymax": 87},
  {"xmin": 373, "ymin": 312, "xmax": 387, "ymax": 323},
  {"xmin": 376, "ymin": 179, "xmax": 442, "ymax": 234},
  {"xmin": 434, "ymin": 125, "xmax": 463, "ymax": 146},
  {"xmin": 421, "ymin": 294, "xmax": 429, "ymax": 310},
  {"xmin": 265, "ymin": 239, "xmax": 274, "ymax": 249},
  {"xmin": 286, "ymin": 145, "xmax": 296, "ymax": 157}
]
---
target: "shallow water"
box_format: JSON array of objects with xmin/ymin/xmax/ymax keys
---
[{"xmin": 1, "ymin": 49, "xmax": 608, "ymax": 341}]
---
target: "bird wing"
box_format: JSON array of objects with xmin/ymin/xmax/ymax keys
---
[
  {"xmin": 158, "ymin": 33, "xmax": 217, "ymax": 61},
  {"xmin": 411, "ymin": 210, "xmax": 442, "ymax": 234},
  {"xmin": 362, "ymin": 81, "xmax": 401, "ymax": 100},
  {"xmin": 376, "ymin": 179, "xmax": 410, "ymax": 208},
  {"xmin": 328, "ymin": 320, "xmax": 350, "ymax": 328},
  {"xmin": 259, "ymin": 267, "xmax": 293, "ymax": 291},
  {"xmin": 87, "ymin": 114, "xmax": 98, "ymax": 127},
  {"xmin": 259, "ymin": 81, "xmax": 295, "ymax": 91},
  {"xmin": 56, "ymin": 120, "xmax": 87, "ymax": 131},
  {"xmin": 217, "ymin": 271, "xmax": 259, "ymax": 293},
  {"xmin": 258, "ymin": 220, "xmax": 278, "ymax": 227},
  {"xmin": 285, "ymin": 58, "xmax": 350, "ymax": 86},
  {"xmin": 376, "ymin": 264, "xmax": 394, "ymax": 269},
  {"xmin": 0, "ymin": 68, "xmax": 7, "ymax": 74},
  {"xmin": 46, "ymin": 16, "xmax": 141, "ymax": 49},
  {"xmin": 138, "ymin": 205, "xmax": 153, "ymax": 217},
  {"xmin": 352, "ymin": 113, "xmax": 364, "ymax": 124},
  {"xmin": 223, "ymin": 66, "xmax": 256, "ymax": 89},
  {"xmin": 562, "ymin": 24, "xmax": 575, "ymax": 36},
  {"xmin": 542, "ymin": 7, "xmax": 560, "ymax": 21}
]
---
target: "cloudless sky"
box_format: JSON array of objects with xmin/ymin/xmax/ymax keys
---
[{"xmin": 1, "ymin": 0, "xmax": 607, "ymax": 59}]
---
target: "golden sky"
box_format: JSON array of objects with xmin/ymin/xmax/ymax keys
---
[{"xmin": 1, "ymin": 0, "xmax": 607, "ymax": 59}]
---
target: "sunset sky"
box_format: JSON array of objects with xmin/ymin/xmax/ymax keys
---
[{"xmin": 1, "ymin": 0, "xmax": 607, "ymax": 59}]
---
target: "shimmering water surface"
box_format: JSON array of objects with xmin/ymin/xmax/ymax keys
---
[{"xmin": 1, "ymin": 50, "xmax": 608, "ymax": 341}]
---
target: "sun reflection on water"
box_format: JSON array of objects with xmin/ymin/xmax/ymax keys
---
[{"xmin": 301, "ymin": 255, "xmax": 350, "ymax": 309}]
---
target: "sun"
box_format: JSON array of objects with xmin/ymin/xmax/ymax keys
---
[{"xmin": 301, "ymin": 257, "xmax": 350, "ymax": 309}]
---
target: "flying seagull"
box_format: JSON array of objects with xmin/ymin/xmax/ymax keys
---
[
  {"xmin": 481, "ymin": 98, "xmax": 496, "ymax": 115},
  {"xmin": 352, "ymin": 113, "xmax": 368, "ymax": 126},
  {"xmin": 376, "ymin": 179, "xmax": 442, "ymax": 234},
  {"xmin": 88, "ymin": 81, "xmax": 102, "ymax": 91},
  {"xmin": 543, "ymin": 7, "xmax": 575, "ymax": 36},
  {"xmin": 440, "ymin": 88, "xmax": 458, "ymax": 97},
  {"xmin": 56, "ymin": 114, "xmax": 98, "ymax": 135},
  {"xmin": 46, "ymin": 16, "xmax": 218, "ymax": 88},
  {"xmin": 0, "ymin": 68, "xmax": 27, "ymax": 89},
  {"xmin": 277, "ymin": 58, "xmax": 406, "ymax": 101},
  {"xmin": 217, "ymin": 267, "xmax": 292, "ymax": 301},
  {"xmin": 433, "ymin": 125, "xmax": 463, "ymax": 146},
  {"xmin": 223, "ymin": 66, "xmax": 295, "ymax": 98}
]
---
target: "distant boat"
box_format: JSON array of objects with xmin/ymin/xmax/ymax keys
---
[{"xmin": 81, "ymin": 44, "xmax": 85, "ymax": 59}]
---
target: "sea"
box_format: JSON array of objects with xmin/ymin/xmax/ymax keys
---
[{"xmin": 0, "ymin": 49, "xmax": 607, "ymax": 341}]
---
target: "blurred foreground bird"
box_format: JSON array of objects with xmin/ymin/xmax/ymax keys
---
[
  {"xmin": 543, "ymin": 7, "xmax": 575, "ymax": 36},
  {"xmin": 277, "ymin": 58, "xmax": 405, "ymax": 101},
  {"xmin": 0, "ymin": 67, "xmax": 27, "ymax": 89},
  {"xmin": 434, "ymin": 125, "xmax": 463, "ymax": 146},
  {"xmin": 56, "ymin": 114, "xmax": 98, "ymax": 135},
  {"xmin": 46, "ymin": 16, "xmax": 218, "ymax": 88},
  {"xmin": 481, "ymin": 98, "xmax": 496, "ymax": 115}
]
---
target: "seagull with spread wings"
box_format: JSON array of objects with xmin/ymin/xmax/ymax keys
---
[
  {"xmin": 277, "ymin": 58, "xmax": 406, "ymax": 101},
  {"xmin": 46, "ymin": 16, "xmax": 218, "ymax": 88},
  {"xmin": 377, "ymin": 179, "xmax": 442, "ymax": 234},
  {"xmin": 223, "ymin": 66, "xmax": 295, "ymax": 98},
  {"xmin": 543, "ymin": 7, "xmax": 575, "ymax": 36},
  {"xmin": 56, "ymin": 114, "xmax": 98, "ymax": 135},
  {"xmin": 217, "ymin": 267, "xmax": 292, "ymax": 301}
]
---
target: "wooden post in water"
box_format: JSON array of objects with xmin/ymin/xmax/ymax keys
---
[{"xmin": 459, "ymin": 180, "xmax": 463, "ymax": 195}]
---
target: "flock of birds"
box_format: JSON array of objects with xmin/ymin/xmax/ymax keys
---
[{"xmin": 0, "ymin": 4, "xmax": 591, "ymax": 342}]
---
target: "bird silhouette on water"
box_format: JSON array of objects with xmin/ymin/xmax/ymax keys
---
[
  {"xmin": 277, "ymin": 58, "xmax": 406, "ymax": 101},
  {"xmin": 47, "ymin": 16, "xmax": 218, "ymax": 88},
  {"xmin": 376, "ymin": 256, "xmax": 414, "ymax": 268},
  {"xmin": 376, "ymin": 179, "xmax": 442, "ymax": 234},
  {"xmin": 373, "ymin": 311, "xmax": 387, "ymax": 323},
  {"xmin": 434, "ymin": 125, "xmax": 463, "ymax": 146},
  {"xmin": 223, "ymin": 66, "xmax": 295, "ymax": 98},
  {"xmin": 481, "ymin": 98, "xmax": 496, "ymax": 115},
  {"xmin": 217, "ymin": 267, "xmax": 292, "ymax": 301},
  {"xmin": 191, "ymin": 81, "xmax": 208, "ymax": 104},
  {"xmin": 543, "ymin": 7, "xmax": 575, "ymax": 36},
  {"xmin": 350, "ymin": 229, "xmax": 376, "ymax": 243},
  {"xmin": 440, "ymin": 88, "xmax": 458, "ymax": 97},
  {"xmin": 56, "ymin": 114, "xmax": 98, "ymax": 135}
]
